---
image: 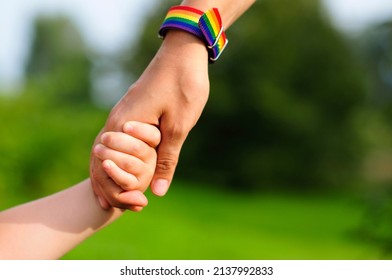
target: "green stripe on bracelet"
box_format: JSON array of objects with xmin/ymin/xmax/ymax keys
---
[
  {"xmin": 158, "ymin": 6, "xmax": 204, "ymax": 39},
  {"xmin": 158, "ymin": 6, "xmax": 228, "ymax": 62},
  {"xmin": 198, "ymin": 8, "xmax": 229, "ymax": 61}
]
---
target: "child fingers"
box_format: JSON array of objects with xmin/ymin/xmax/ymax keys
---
[
  {"xmin": 123, "ymin": 121, "xmax": 161, "ymax": 148},
  {"xmin": 99, "ymin": 178, "xmax": 147, "ymax": 209},
  {"xmin": 96, "ymin": 175, "xmax": 128, "ymax": 209},
  {"xmin": 128, "ymin": 206, "xmax": 144, "ymax": 212},
  {"xmin": 94, "ymin": 144, "xmax": 144, "ymax": 176},
  {"xmin": 102, "ymin": 159, "xmax": 141, "ymax": 191},
  {"xmin": 90, "ymin": 161, "xmax": 111, "ymax": 210},
  {"xmin": 100, "ymin": 132, "xmax": 153, "ymax": 161},
  {"xmin": 118, "ymin": 191, "xmax": 148, "ymax": 209}
]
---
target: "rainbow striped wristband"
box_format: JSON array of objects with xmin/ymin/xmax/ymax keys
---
[{"xmin": 158, "ymin": 6, "xmax": 229, "ymax": 62}]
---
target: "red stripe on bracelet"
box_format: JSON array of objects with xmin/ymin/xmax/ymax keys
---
[
  {"xmin": 158, "ymin": 6, "xmax": 204, "ymax": 39},
  {"xmin": 198, "ymin": 8, "xmax": 228, "ymax": 61},
  {"xmin": 158, "ymin": 6, "xmax": 228, "ymax": 62}
]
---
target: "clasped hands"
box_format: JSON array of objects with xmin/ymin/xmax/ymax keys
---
[{"xmin": 90, "ymin": 31, "xmax": 209, "ymax": 211}]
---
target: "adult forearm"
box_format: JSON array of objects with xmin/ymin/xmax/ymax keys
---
[
  {"xmin": 0, "ymin": 179, "xmax": 123, "ymax": 259},
  {"xmin": 90, "ymin": 0, "xmax": 256, "ymax": 208},
  {"xmin": 181, "ymin": 0, "xmax": 256, "ymax": 28}
]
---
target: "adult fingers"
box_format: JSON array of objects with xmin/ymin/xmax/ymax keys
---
[{"xmin": 150, "ymin": 115, "xmax": 188, "ymax": 197}]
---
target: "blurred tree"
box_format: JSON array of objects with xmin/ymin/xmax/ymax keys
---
[
  {"xmin": 25, "ymin": 15, "xmax": 92, "ymax": 104},
  {"xmin": 0, "ymin": 94, "xmax": 106, "ymax": 198},
  {"xmin": 354, "ymin": 21, "xmax": 392, "ymax": 256},
  {"xmin": 354, "ymin": 22, "xmax": 392, "ymax": 186},
  {"xmin": 0, "ymin": 15, "xmax": 107, "ymax": 199},
  {"xmin": 124, "ymin": 0, "xmax": 368, "ymax": 192},
  {"xmin": 359, "ymin": 21, "xmax": 392, "ymax": 107}
]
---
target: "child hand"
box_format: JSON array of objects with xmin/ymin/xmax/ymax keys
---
[{"xmin": 93, "ymin": 121, "xmax": 161, "ymax": 211}]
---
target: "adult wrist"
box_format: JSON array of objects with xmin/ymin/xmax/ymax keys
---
[{"xmin": 159, "ymin": 30, "xmax": 209, "ymax": 64}]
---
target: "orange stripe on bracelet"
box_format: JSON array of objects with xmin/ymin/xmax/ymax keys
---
[
  {"xmin": 158, "ymin": 6, "xmax": 228, "ymax": 62},
  {"xmin": 158, "ymin": 6, "xmax": 204, "ymax": 39},
  {"xmin": 198, "ymin": 8, "xmax": 228, "ymax": 61}
]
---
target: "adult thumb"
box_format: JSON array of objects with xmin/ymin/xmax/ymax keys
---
[{"xmin": 150, "ymin": 122, "xmax": 187, "ymax": 197}]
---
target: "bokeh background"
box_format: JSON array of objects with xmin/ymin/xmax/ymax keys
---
[{"xmin": 1, "ymin": 0, "xmax": 392, "ymax": 259}]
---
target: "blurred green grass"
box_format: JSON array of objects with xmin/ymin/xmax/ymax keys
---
[{"xmin": 60, "ymin": 181, "xmax": 384, "ymax": 260}]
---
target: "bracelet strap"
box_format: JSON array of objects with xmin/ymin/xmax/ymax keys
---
[
  {"xmin": 158, "ymin": 6, "xmax": 204, "ymax": 40},
  {"xmin": 198, "ymin": 8, "xmax": 228, "ymax": 62},
  {"xmin": 158, "ymin": 6, "xmax": 228, "ymax": 62}
]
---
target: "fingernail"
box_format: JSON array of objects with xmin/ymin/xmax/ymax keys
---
[
  {"xmin": 93, "ymin": 144, "xmax": 103, "ymax": 154},
  {"xmin": 130, "ymin": 206, "xmax": 144, "ymax": 212},
  {"xmin": 102, "ymin": 160, "xmax": 112, "ymax": 170},
  {"xmin": 139, "ymin": 194, "xmax": 148, "ymax": 207},
  {"xmin": 152, "ymin": 179, "xmax": 170, "ymax": 196},
  {"xmin": 123, "ymin": 122, "xmax": 134, "ymax": 133},
  {"xmin": 100, "ymin": 133, "xmax": 108, "ymax": 143}
]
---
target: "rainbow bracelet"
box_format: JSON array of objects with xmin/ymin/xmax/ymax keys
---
[{"xmin": 158, "ymin": 6, "xmax": 228, "ymax": 62}]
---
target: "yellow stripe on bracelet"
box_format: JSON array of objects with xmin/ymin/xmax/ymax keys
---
[
  {"xmin": 158, "ymin": 6, "xmax": 228, "ymax": 62},
  {"xmin": 158, "ymin": 6, "xmax": 204, "ymax": 40},
  {"xmin": 198, "ymin": 8, "xmax": 229, "ymax": 61}
]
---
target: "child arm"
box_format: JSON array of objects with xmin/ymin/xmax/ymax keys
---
[
  {"xmin": 0, "ymin": 122, "xmax": 160, "ymax": 259},
  {"xmin": 0, "ymin": 180, "xmax": 134, "ymax": 259}
]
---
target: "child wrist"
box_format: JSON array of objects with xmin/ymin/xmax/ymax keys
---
[{"xmin": 158, "ymin": 6, "xmax": 229, "ymax": 63}]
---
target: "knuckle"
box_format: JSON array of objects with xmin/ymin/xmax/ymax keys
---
[
  {"xmin": 146, "ymin": 162, "xmax": 156, "ymax": 177},
  {"xmin": 121, "ymin": 183, "xmax": 132, "ymax": 191},
  {"xmin": 144, "ymin": 150, "xmax": 157, "ymax": 166},
  {"xmin": 165, "ymin": 123, "xmax": 189, "ymax": 141},
  {"xmin": 156, "ymin": 157, "xmax": 178, "ymax": 173},
  {"xmin": 122, "ymin": 159, "xmax": 136, "ymax": 173},
  {"xmin": 131, "ymin": 141, "xmax": 144, "ymax": 156},
  {"xmin": 122, "ymin": 180, "xmax": 138, "ymax": 191}
]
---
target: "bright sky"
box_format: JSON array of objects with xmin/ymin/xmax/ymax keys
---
[
  {"xmin": 325, "ymin": 0, "xmax": 392, "ymax": 31},
  {"xmin": 1, "ymin": 0, "xmax": 392, "ymax": 90},
  {"xmin": 0, "ymin": 0, "xmax": 156, "ymax": 90}
]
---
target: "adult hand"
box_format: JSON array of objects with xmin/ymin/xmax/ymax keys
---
[{"xmin": 90, "ymin": 30, "xmax": 209, "ymax": 210}]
